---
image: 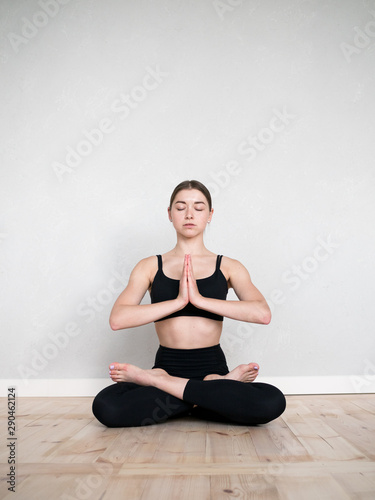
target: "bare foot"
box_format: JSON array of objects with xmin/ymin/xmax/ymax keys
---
[
  {"xmin": 109, "ymin": 363, "xmax": 167, "ymax": 385},
  {"xmin": 203, "ymin": 363, "xmax": 259, "ymax": 383}
]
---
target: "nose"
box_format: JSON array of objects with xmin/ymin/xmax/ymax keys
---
[{"xmin": 185, "ymin": 207, "xmax": 193, "ymax": 219}]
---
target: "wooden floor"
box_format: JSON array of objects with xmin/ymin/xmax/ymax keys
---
[{"xmin": 1, "ymin": 394, "xmax": 375, "ymax": 499}]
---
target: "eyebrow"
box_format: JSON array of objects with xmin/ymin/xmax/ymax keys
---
[{"xmin": 175, "ymin": 200, "xmax": 206, "ymax": 205}]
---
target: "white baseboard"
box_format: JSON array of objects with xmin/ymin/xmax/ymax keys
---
[{"xmin": 1, "ymin": 376, "xmax": 375, "ymax": 397}]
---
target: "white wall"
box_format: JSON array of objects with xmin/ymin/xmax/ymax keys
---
[{"xmin": 1, "ymin": 0, "xmax": 374, "ymax": 396}]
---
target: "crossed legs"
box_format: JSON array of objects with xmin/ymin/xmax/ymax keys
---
[
  {"xmin": 92, "ymin": 362, "xmax": 286, "ymax": 428},
  {"xmin": 108, "ymin": 361, "xmax": 260, "ymax": 399}
]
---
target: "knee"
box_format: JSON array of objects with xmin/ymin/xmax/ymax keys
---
[
  {"xmin": 240, "ymin": 384, "xmax": 286, "ymax": 426},
  {"xmin": 92, "ymin": 394, "xmax": 120, "ymax": 428},
  {"xmin": 257, "ymin": 387, "xmax": 286, "ymax": 424},
  {"xmin": 274, "ymin": 388, "xmax": 287, "ymax": 416}
]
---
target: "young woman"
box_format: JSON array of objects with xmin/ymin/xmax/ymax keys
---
[{"xmin": 92, "ymin": 180, "xmax": 286, "ymax": 427}]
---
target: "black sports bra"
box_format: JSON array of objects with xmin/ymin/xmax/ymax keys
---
[{"xmin": 150, "ymin": 255, "xmax": 228, "ymax": 322}]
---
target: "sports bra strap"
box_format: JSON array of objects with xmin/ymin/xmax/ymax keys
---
[
  {"xmin": 156, "ymin": 254, "xmax": 162, "ymax": 271},
  {"xmin": 216, "ymin": 255, "xmax": 223, "ymax": 271}
]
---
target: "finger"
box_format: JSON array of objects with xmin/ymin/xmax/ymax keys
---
[
  {"xmin": 186, "ymin": 257, "xmax": 191, "ymax": 283},
  {"xmin": 187, "ymin": 254, "xmax": 192, "ymax": 275},
  {"xmin": 189, "ymin": 257, "xmax": 196, "ymax": 283},
  {"xmin": 181, "ymin": 255, "xmax": 188, "ymax": 280},
  {"xmin": 185, "ymin": 254, "xmax": 190, "ymax": 280}
]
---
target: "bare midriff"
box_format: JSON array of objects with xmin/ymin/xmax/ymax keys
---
[{"xmin": 154, "ymin": 315, "xmax": 223, "ymax": 349}]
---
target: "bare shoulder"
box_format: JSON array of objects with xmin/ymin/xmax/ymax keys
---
[
  {"xmin": 135, "ymin": 255, "xmax": 158, "ymax": 270},
  {"xmin": 221, "ymin": 256, "xmax": 252, "ymax": 288},
  {"xmin": 130, "ymin": 255, "xmax": 158, "ymax": 281},
  {"xmin": 114, "ymin": 255, "xmax": 158, "ymax": 304},
  {"xmin": 221, "ymin": 255, "xmax": 250, "ymax": 274}
]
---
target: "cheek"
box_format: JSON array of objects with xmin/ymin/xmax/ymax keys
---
[
  {"xmin": 172, "ymin": 212, "xmax": 185, "ymax": 223},
  {"xmin": 198, "ymin": 212, "xmax": 209, "ymax": 219}
]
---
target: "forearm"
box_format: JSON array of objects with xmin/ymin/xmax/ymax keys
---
[
  {"xmin": 109, "ymin": 299, "xmax": 185, "ymax": 330},
  {"xmin": 196, "ymin": 297, "xmax": 271, "ymax": 324}
]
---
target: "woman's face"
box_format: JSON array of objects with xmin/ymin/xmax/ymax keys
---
[{"xmin": 168, "ymin": 189, "xmax": 213, "ymax": 235}]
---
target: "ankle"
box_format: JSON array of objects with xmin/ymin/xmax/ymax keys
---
[{"xmin": 149, "ymin": 368, "xmax": 169, "ymax": 384}]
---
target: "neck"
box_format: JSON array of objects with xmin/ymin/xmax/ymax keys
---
[{"xmin": 172, "ymin": 235, "xmax": 208, "ymax": 256}]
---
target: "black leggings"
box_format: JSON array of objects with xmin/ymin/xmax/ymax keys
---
[{"xmin": 92, "ymin": 344, "xmax": 286, "ymax": 427}]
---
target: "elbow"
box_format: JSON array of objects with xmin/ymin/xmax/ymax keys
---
[
  {"xmin": 246, "ymin": 301, "xmax": 271, "ymax": 325},
  {"xmin": 109, "ymin": 303, "xmax": 128, "ymax": 330},
  {"xmin": 262, "ymin": 311, "xmax": 272, "ymax": 325},
  {"xmin": 259, "ymin": 304, "xmax": 272, "ymax": 325},
  {"xmin": 109, "ymin": 314, "xmax": 121, "ymax": 331}
]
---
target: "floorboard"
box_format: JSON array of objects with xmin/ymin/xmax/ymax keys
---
[{"xmin": 1, "ymin": 394, "xmax": 374, "ymax": 499}]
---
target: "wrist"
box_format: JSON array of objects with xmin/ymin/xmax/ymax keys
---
[
  {"xmin": 175, "ymin": 296, "xmax": 188, "ymax": 310},
  {"xmin": 191, "ymin": 293, "xmax": 205, "ymax": 310}
]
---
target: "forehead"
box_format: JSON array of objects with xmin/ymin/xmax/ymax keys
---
[{"xmin": 173, "ymin": 189, "xmax": 207, "ymax": 204}]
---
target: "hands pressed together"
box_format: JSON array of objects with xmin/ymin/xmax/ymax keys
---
[{"xmin": 178, "ymin": 254, "xmax": 203, "ymax": 309}]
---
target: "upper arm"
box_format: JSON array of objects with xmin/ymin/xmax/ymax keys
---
[
  {"xmin": 112, "ymin": 257, "xmax": 155, "ymax": 308},
  {"xmin": 226, "ymin": 258, "xmax": 267, "ymax": 303}
]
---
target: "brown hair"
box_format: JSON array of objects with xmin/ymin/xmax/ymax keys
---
[{"xmin": 169, "ymin": 180, "xmax": 212, "ymax": 211}]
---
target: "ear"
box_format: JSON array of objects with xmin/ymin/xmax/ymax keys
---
[
  {"xmin": 167, "ymin": 207, "xmax": 172, "ymax": 221},
  {"xmin": 208, "ymin": 208, "xmax": 214, "ymax": 223}
]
